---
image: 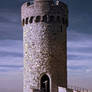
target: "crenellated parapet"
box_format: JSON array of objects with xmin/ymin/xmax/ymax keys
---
[
  {"xmin": 21, "ymin": 1, "xmax": 68, "ymax": 27},
  {"xmin": 22, "ymin": 15, "xmax": 68, "ymax": 27}
]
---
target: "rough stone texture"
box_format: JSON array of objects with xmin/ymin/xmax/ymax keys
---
[{"xmin": 21, "ymin": 0, "xmax": 68, "ymax": 92}]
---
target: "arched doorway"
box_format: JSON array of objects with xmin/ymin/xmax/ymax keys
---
[{"xmin": 40, "ymin": 74, "xmax": 50, "ymax": 92}]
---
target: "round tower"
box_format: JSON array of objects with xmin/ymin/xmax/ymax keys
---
[{"xmin": 21, "ymin": 0, "xmax": 68, "ymax": 92}]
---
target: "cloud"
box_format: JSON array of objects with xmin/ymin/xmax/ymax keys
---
[
  {"xmin": 0, "ymin": 51, "xmax": 23, "ymax": 57},
  {"xmin": 0, "ymin": 40, "xmax": 23, "ymax": 72},
  {"xmin": 67, "ymin": 31, "xmax": 92, "ymax": 91},
  {"xmin": 0, "ymin": 9, "xmax": 22, "ymax": 40},
  {"xmin": 67, "ymin": 32, "xmax": 92, "ymax": 71},
  {"xmin": 0, "ymin": 40, "xmax": 23, "ymax": 91},
  {"xmin": 0, "ymin": 65, "xmax": 23, "ymax": 72},
  {"xmin": 0, "ymin": 40, "xmax": 23, "ymax": 53}
]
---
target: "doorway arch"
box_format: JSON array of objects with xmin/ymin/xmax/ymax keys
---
[{"xmin": 40, "ymin": 74, "xmax": 50, "ymax": 92}]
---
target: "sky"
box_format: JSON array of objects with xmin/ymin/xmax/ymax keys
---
[{"xmin": 0, "ymin": 0, "xmax": 92, "ymax": 92}]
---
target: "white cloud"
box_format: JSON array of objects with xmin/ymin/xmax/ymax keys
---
[
  {"xmin": 67, "ymin": 31, "xmax": 92, "ymax": 91},
  {"xmin": 68, "ymin": 40, "xmax": 92, "ymax": 48},
  {"xmin": 0, "ymin": 40, "xmax": 23, "ymax": 53},
  {"xmin": 67, "ymin": 31, "xmax": 92, "ymax": 68},
  {"xmin": 0, "ymin": 40, "xmax": 23, "ymax": 72}
]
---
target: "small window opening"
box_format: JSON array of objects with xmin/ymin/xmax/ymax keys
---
[
  {"xmin": 65, "ymin": 18, "xmax": 68, "ymax": 26},
  {"xmin": 29, "ymin": 16, "xmax": 34, "ymax": 23},
  {"xmin": 35, "ymin": 16, "xmax": 41, "ymax": 22},
  {"xmin": 56, "ymin": 16, "xmax": 61, "ymax": 23},
  {"xmin": 42, "ymin": 15, "xmax": 48, "ymax": 22},
  {"xmin": 49, "ymin": 16, "xmax": 54, "ymax": 23},
  {"xmin": 26, "ymin": 17, "xmax": 29, "ymax": 24},
  {"xmin": 61, "ymin": 25, "xmax": 62, "ymax": 32},
  {"xmin": 22, "ymin": 19, "xmax": 25, "ymax": 26},
  {"xmin": 27, "ymin": 2, "xmax": 30, "ymax": 6},
  {"xmin": 62, "ymin": 17, "xmax": 65, "ymax": 24}
]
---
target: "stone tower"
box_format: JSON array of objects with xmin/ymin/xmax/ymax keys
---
[{"xmin": 21, "ymin": 0, "xmax": 68, "ymax": 91}]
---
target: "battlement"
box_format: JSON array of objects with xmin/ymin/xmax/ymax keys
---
[
  {"xmin": 22, "ymin": 14, "xmax": 68, "ymax": 27},
  {"xmin": 21, "ymin": 1, "xmax": 68, "ymax": 24}
]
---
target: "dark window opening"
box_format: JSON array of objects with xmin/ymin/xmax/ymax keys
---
[
  {"xmin": 65, "ymin": 18, "xmax": 68, "ymax": 26},
  {"xmin": 42, "ymin": 15, "xmax": 47, "ymax": 22},
  {"xmin": 26, "ymin": 17, "xmax": 29, "ymax": 24},
  {"xmin": 61, "ymin": 25, "xmax": 62, "ymax": 32},
  {"xmin": 62, "ymin": 17, "xmax": 65, "ymax": 24},
  {"xmin": 22, "ymin": 19, "xmax": 25, "ymax": 26},
  {"xmin": 35, "ymin": 16, "xmax": 41, "ymax": 22},
  {"xmin": 41, "ymin": 74, "xmax": 50, "ymax": 92},
  {"xmin": 49, "ymin": 16, "xmax": 54, "ymax": 23},
  {"xmin": 29, "ymin": 16, "xmax": 34, "ymax": 23},
  {"xmin": 56, "ymin": 16, "xmax": 61, "ymax": 23},
  {"xmin": 27, "ymin": 2, "xmax": 30, "ymax": 6}
]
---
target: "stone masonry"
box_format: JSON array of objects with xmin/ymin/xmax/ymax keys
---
[{"xmin": 21, "ymin": 0, "xmax": 68, "ymax": 92}]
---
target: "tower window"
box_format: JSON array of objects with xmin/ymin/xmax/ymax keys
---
[
  {"xmin": 42, "ymin": 15, "xmax": 47, "ymax": 22},
  {"xmin": 61, "ymin": 25, "xmax": 62, "ymax": 32},
  {"xmin": 65, "ymin": 18, "xmax": 68, "ymax": 26},
  {"xmin": 27, "ymin": 2, "xmax": 30, "ymax": 6},
  {"xmin": 49, "ymin": 16, "xmax": 54, "ymax": 23},
  {"xmin": 62, "ymin": 17, "xmax": 65, "ymax": 24},
  {"xmin": 26, "ymin": 17, "xmax": 29, "ymax": 24},
  {"xmin": 22, "ymin": 19, "xmax": 25, "ymax": 26},
  {"xmin": 56, "ymin": 16, "xmax": 61, "ymax": 23},
  {"xmin": 35, "ymin": 16, "xmax": 41, "ymax": 22},
  {"xmin": 29, "ymin": 16, "xmax": 34, "ymax": 23}
]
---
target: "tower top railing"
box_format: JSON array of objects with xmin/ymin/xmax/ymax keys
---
[{"xmin": 68, "ymin": 85, "xmax": 89, "ymax": 92}]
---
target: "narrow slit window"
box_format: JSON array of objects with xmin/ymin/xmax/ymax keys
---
[
  {"xmin": 29, "ymin": 16, "xmax": 34, "ymax": 23},
  {"xmin": 62, "ymin": 17, "xmax": 65, "ymax": 24},
  {"xmin": 42, "ymin": 15, "xmax": 47, "ymax": 22},
  {"xmin": 35, "ymin": 16, "xmax": 41, "ymax": 22},
  {"xmin": 61, "ymin": 25, "xmax": 62, "ymax": 32},
  {"xmin": 57, "ymin": 16, "xmax": 61, "ymax": 23},
  {"xmin": 65, "ymin": 18, "xmax": 68, "ymax": 26},
  {"xmin": 49, "ymin": 16, "xmax": 54, "ymax": 23},
  {"xmin": 22, "ymin": 19, "xmax": 25, "ymax": 26},
  {"xmin": 26, "ymin": 17, "xmax": 29, "ymax": 24}
]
